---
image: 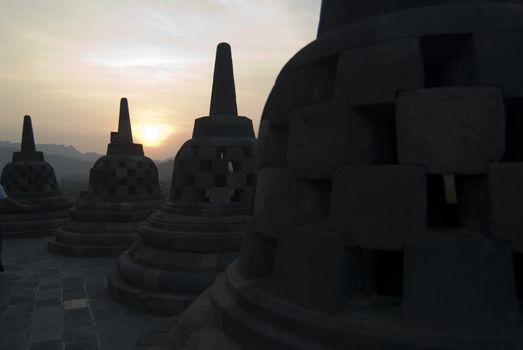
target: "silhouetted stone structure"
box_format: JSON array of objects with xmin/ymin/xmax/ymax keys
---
[
  {"xmin": 48, "ymin": 98, "xmax": 163, "ymax": 256},
  {"xmin": 0, "ymin": 116, "xmax": 71, "ymax": 238},
  {"xmin": 109, "ymin": 43, "xmax": 256, "ymax": 315},
  {"xmin": 147, "ymin": 1, "xmax": 523, "ymax": 349}
]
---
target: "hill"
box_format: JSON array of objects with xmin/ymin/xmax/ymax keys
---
[
  {"xmin": 157, "ymin": 158, "xmax": 174, "ymax": 185},
  {"xmin": 0, "ymin": 140, "xmax": 101, "ymax": 162},
  {"xmin": 0, "ymin": 147, "xmax": 93, "ymax": 181}
]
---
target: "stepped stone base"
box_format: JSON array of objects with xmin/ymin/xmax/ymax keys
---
[
  {"xmin": 109, "ymin": 272, "xmax": 195, "ymax": 316},
  {"xmin": 49, "ymin": 196, "xmax": 163, "ymax": 257},
  {"xmin": 149, "ymin": 261, "xmax": 523, "ymax": 350},
  {"xmin": 2, "ymin": 215, "xmax": 69, "ymax": 238},
  {"xmin": 47, "ymin": 237, "xmax": 131, "ymax": 257},
  {"xmin": 109, "ymin": 198, "xmax": 249, "ymax": 316},
  {"xmin": 109, "ymin": 235, "xmax": 237, "ymax": 315},
  {"xmin": 0, "ymin": 198, "xmax": 71, "ymax": 238}
]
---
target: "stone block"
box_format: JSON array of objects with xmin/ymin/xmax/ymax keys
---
[
  {"xmin": 254, "ymin": 168, "xmax": 330, "ymax": 238},
  {"xmin": 171, "ymin": 172, "xmax": 193, "ymax": 190},
  {"xmin": 209, "ymin": 187, "xmax": 232, "ymax": 205},
  {"xmin": 135, "ymin": 168, "xmax": 146, "ymax": 177},
  {"xmin": 180, "ymin": 188, "xmax": 200, "ymax": 204},
  {"xmin": 107, "ymin": 160, "xmax": 119, "ymax": 169},
  {"xmin": 115, "ymin": 186, "xmax": 128, "ymax": 196},
  {"xmin": 334, "ymin": 38, "xmax": 424, "ymax": 106},
  {"xmin": 178, "ymin": 143, "xmax": 196, "ymax": 160},
  {"xmin": 127, "ymin": 176, "xmax": 139, "ymax": 187},
  {"xmin": 225, "ymin": 147, "xmax": 245, "ymax": 161},
  {"xmin": 238, "ymin": 187, "xmax": 253, "ymax": 205},
  {"xmin": 125, "ymin": 161, "xmax": 138, "ymax": 169},
  {"xmin": 241, "ymin": 158, "xmax": 255, "ymax": 174},
  {"xmin": 256, "ymin": 121, "xmax": 289, "ymax": 169},
  {"xmin": 195, "ymin": 172, "xmax": 214, "ymax": 190},
  {"xmin": 271, "ymin": 224, "xmax": 361, "ymax": 314},
  {"xmin": 375, "ymin": 3, "xmax": 523, "ymax": 42},
  {"xmin": 237, "ymin": 217, "xmax": 276, "ymax": 279},
  {"xmin": 197, "ymin": 146, "xmax": 216, "ymax": 160},
  {"xmin": 137, "ymin": 186, "xmax": 148, "ymax": 196},
  {"xmin": 330, "ymin": 165, "xmax": 427, "ymax": 250},
  {"xmin": 226, "ymin": 173, "xmax": 246, "ymax": 189},
  {"xmin": 396, "ymin": 87, "xmax": 505, "ymax": 174},
  {"xmin": 473, "ymin": 32, "xmax": 523, "ymax": 98},
  {"xmin": 287, "ymin": 101, "xmax": 349, "ymax": 180},
  {"xmin": 192, "ymin": 116, "xmax": 255, "ymax": 138},
  {"xmin": 184, "ymin": 158, "xmax": 200, "ymax": 174},
  {"xmin": 287, "ymin": 100, "xmax": 396, "ymax": 179},
  {"xmin": 403, "ymin": 232, "xmax": 519, "ymax": 332},
  {"xmin": 115, "ymin": 168, "xmax": 127, "ymax": 178},
  {"xmin": 488, "ymin": 162, "xmax": 523, "ymax": 252},
  {"xmin": 263, "ymin": 65, "xmax": 335, "ymax": 125}
]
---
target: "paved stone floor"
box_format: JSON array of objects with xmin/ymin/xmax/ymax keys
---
[{"xmin": 0, "ymin": 238, "xmax": 166, "ymax": 350}]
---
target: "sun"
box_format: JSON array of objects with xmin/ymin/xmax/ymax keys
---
[
  {"xmin": 143, "ymin": 125, "xmax": 161, "ymax": 143},
  {"xmin": 136, "ymin": 124, "xmax": 171, "ymax": 147}
]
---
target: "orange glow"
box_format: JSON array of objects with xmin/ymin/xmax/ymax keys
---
[{"xmin": 135, "ymin": 123, "xmax": 174, "ymax": 147}]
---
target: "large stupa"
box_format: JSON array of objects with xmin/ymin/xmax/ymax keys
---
[
  {"xmin": 109, "ymin": 43, "xmax": 257, "ymax": 315},
  {"xmin": 140, "ymin": 1, "xmax": 523, "ymax": 349},
  {"xmin": 0, "ymin": 115, "xmax": 71, "ymax": 238},
  {"xmin": 48, "ymin": 98, "xmax": 164, "ymax": 256}
]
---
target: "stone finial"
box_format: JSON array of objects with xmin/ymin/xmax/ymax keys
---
[
  {"xmin": 209, "ymin": 42, "xmax": 238, "ymax": 117},
  {"xmin": 117, "ymin": 98, "xmax": 133, "ymax": 144},
  {"xmin": 20, "ymin": 115, "xmax": 36, "ymax": 152}
]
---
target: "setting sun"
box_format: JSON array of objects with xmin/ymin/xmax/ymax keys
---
[
  {"xmin": 135, "ymin": 123, "xmax": 174, "ymax": 147},
  {"xmin": 143, "ymin": 125, "xmax": 161, "ymax": 143}
]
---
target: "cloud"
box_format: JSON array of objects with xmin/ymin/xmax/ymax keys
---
[{"xmin": 0, "ymin": 0, "xmax": 322, "ymax": 159}]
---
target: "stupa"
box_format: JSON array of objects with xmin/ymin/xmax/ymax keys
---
[
  {"xmin": 0, "ymin": 116, "xmax": 71, "ymax": 238},
  {"xmin": 147, "ymin": 1, "xmax": 523, "ymax": 349},
  {"xmin": 48, "ymin": 98, "xmax": 164, "ymax": 256},
  {"xmin": 109, "ymin": 43, "xmax": 256, "ymax": 315}
]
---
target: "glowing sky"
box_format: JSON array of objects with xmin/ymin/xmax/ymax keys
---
[{"xmin": 0, "ymin": 0, "xmax": 321, "ymax": 160}]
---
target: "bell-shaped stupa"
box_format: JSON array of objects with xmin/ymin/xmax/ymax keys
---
[
  {"xmin": 109, "ymin": 43, "xmax": 257, "ymax": 315},
  {"xmin": 145, "ymin": 1, "xmax": 523, "ymax": 349},
  {"xmin": 0, "ymin": 116, "xmax": 72, "ymax": 238},
  {"xmin": 48, "ymin": 98, "xmax": 164, "ymax": 256}
]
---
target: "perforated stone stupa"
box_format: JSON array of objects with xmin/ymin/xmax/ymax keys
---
[
  {"xmin": 48, "ymin": 98, "xmax": 164, "ymax": 256},
  {"xmin": 0, "ymin": 115, "xmax": 71, "ymax": 238},
  {"xmin": 150, "ymin": 1, "xmax": 523, "ymax": 349},
  {"xmin": 109, "ymin": 43, "xmax": 256, "ymax": 315}
]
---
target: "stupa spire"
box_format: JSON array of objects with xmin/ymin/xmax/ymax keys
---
[
  {"xmin": 209, "ymin": 42, "xmax": 238, "ymax": 116},
  {"xmin": 117, "ymin": 97, "xmax": 133, "ymax": 143},
  {"xmin": 20, "ymin": 115, "xmax": 36, "ymax": 152}
]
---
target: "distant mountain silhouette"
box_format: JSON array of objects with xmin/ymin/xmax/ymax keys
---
[
  {"xmin": 157, "ymin": 158, "xmax": 174, "ymax": 185},
  {"xmin": 0, "ymin": 141, "xmax": 174, "ymax": 189},
  {"xmin": 0, "ymin": 140, "xmax": 101, "ymax": 162},
  {"xmin": 0, "ymin": 142, "xmax": 177, "ymax": 201},
  {"xmin": 0, "ymin": 146, "xmax": 92, "ymax": 180}
]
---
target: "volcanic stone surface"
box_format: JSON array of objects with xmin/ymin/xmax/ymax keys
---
[
  {"xmin": 139, "ymin": 1, "xmax": 523, "ymax": 350},
  {"xmin": 108, "ymin": 43, "xmax": 257, "ymax": 316},
  {"xmin": 0, "ymin": 115, "xmax": 72, "ymax": 238},
  {"xmin": 47, "ymin": 98, "xmax": 164, "ymax": 257}
]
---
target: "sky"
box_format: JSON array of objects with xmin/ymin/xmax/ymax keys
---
[{"xmin": 0, "ymin": 0, "xmax": 321, "ymax": 160}]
